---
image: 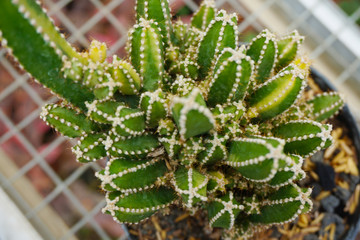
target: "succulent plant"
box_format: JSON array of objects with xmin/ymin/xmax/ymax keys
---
[{"xmin": 0, "ymin": 0, "xmax": 345, "ymax": 237}]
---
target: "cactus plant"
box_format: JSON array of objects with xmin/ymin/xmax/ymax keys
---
[{"xmin": 0, "ymin": 0, "xmax": 345, "ymax": 238}]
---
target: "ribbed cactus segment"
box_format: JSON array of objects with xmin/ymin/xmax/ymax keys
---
[
  {"xmin": 171, "ymin": 75, "xmax": 196, "ymax": 97},
  {"xmin": 179, "ymin": 56, "xmax": 199, "ymax": 79},
  {"xmin": 83, "ymin": 63, "xmax": 109, "ymax": 89},
  {"xmin": 275, "ymin": 30, "xmax": 304, "ymax": 72},
  {"xmin": 243, "ymin": 195, "xmax": 261, "ymax": 215},
  {"xmin": 106, "ymin": 134, "xmax": 159, "ymax": 159},
  {"xmin": 198, "ymin": 133, "xmax": 228, "ymax": 164},
  {"xmin": 172, "ymin": 20, "xmax": 187, "ymax": 47},
  {"xmin": 307, "ymin": 92, "xmax": 344, "ymax": 122},
  {"xmin": 191, "ymin": 0, "xmax": 216, "ymax": 31},
  {"xmin": 110, "ymin": 106, "xmax": 146, "ymax": 137},
  {"xmin": 111, "ymin": 58, "xmax": 142, "ymax": 95},
  {"xmin": 212, "ymin": 102, "xmax": 245, "ymax": 127},
  {"xmin": 60, "ymin": 41, "xmax": 125, "ymax": 100},
  {"xmin": 140, "ymin": 89, "xmax": 167, "ymax": 128},
  {"xmin": 208, "ymin": 192, "xmax": 244, "ymax": 229},
  {"xmin": 62, "ymin": 58, "xmax": 84, "ymax": 81},
  {"xmin": 179, "ymin": 137, "xmax": 205, "ymax": 165},
  {"xmin": 273, "ymin": 120, "xmax": 333, "ymax": 157},
  {"xmin": 159, "ymin": 130, "xmax": 182, "ymax": 159},
  {"xmin": 96, "ymin": 158, "xmax": 167, "ymax": 193},
  {"xmin": 103, "ymin": 187, "xmax": 176, "ymax": 224},
  {"xmin": 86, "ymin": 99, "xmax": 120, "ymax": 124},
  {"xmin": 0, "ymin": 1, "xmax": 94, "ymax": 110},
  {"xmin": 166, "ymin": 45, "xmax": 180, "ymax": 73},
  {"xmin": 40, "ymin": 104, "xmax": 97, "ymax": 138},
  {"xmin": 197, "ymin": 10, "xmax": 238, "ymax": 78},
  {"xmin": 172, "ymin": 88, "xmax": 215, "ymax": 139},
  {"xmin": 157, "ymin": 118, "xmax": 175, "ymax": 136},
  {"xmin": 223, "ymin": 122, "xmax": 243, "ymax": 139},
  {"xmin": 115, "ymin": 94, "xmax": 141, "ymax": 109},
  {"xmin": 247, "ymin": 63, "xmax": 306, "ymax": 120},
  {"xmin": 10, "ymin": 0, "xmax": 80, "ymax": 59},
  {"xmin": 207, "ymin": 171, "xmax": 228, "ymax": 193},
  {"xmin": 249, "ymin": 184, "xmax": 312, "ymax": 225},
  {"xmin": 246, "ymin": 29, "xmax": 278, "ymax": 83},
  {"xmin": 129, "ymin": 18, "xmax": 164, "ymax": 91},
  {"xmin": 135, "ymin": 0, "xmax": 172, "ymax": 44},
  {"xmin": 225, "ymin": 137, "xmax": 286, "ymax": 182},
  {"xmin": 207, "ymin": 47, "xmax": 253, "ymax": 106},
  {"xmin": 183, "ymin": 27, "xmax": 203, "ymax": 51},
  {"xmin": 268, "ymin": 155, "xmax": 305, "ymax": 187},
  {"xmin": 72, "ymin": 133, "xmax": 107, "ymax": 163},
  {"xmin": 173, "ymin": 167, "xmax": 208, "ymax": 208}
]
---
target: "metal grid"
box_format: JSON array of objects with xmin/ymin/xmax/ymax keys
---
[{"xmin": 0, "ymin": 0, "xmax": 359, "ymax": 239}]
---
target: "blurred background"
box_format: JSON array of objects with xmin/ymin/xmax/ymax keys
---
[{"xmin": 0, "ymin": 0, "xmax": 360, "ymax": 239}]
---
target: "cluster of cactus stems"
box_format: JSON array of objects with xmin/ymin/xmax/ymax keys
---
[{"xmin": 0, "ymin": 0, "xmax": 345, "ymax": 238}]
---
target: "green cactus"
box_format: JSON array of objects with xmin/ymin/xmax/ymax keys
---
[{"xmin": 0, "ymin": 0, "xmax": 345, "ymax": 237}]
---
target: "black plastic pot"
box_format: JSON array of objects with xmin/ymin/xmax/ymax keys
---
[{"xmin": 311, "ymin": 68, "xmax": 360, "ymax": 240}]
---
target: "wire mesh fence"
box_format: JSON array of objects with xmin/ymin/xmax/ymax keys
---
[{"xmin": 0, "ymin": 0, "xmax": 359, "ymax": 239}]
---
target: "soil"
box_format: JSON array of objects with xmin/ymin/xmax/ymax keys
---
[{"xmin": 128, "ymin": 207, "xmax": 222, "ymax": 240}]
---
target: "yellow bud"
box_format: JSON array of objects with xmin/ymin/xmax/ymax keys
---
[
  {"xmin": 208, "ymin": 171, "xmax": 228, "ymax": 192},
  {"xmin": 294, "ymin": 57, "xmax": 311, "ymax": 72},
  {"xmin": 89, "ymin": 40, "xmax": 107, "ymax": 63},
  {"xmin": 246, "ymin": 107, "xmax": 259, "ymax": 119}
]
